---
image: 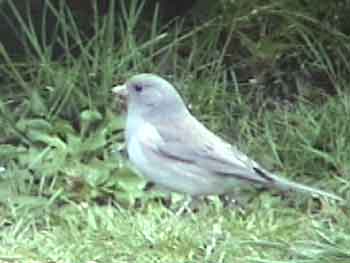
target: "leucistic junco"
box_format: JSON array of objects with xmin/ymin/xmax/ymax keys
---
[{"xmin": 112, "ymin": 73, "xmax": 342, "ymax": 201}]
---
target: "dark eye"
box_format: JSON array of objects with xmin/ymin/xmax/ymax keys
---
[{"xmin": 134, "ymin": 85, "xmax": 143, "ymax": 92}]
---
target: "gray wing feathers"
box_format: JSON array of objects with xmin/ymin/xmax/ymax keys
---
[
  {"xmin": 150, "ymin": 116, "xmax": 343, "ymax": 201},
  {"xmin": 152, "ymin": 116, "xmax": 274, "ymax": 184}
]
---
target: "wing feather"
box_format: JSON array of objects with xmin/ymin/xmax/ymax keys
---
[{"xmin": 149, "ymin": 115, "xmax": 273, "ymax": 184}]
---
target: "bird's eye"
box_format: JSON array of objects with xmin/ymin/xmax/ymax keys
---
[{"xmin": 134, "ymin": 85, "xmax": 143, "ymax": 92}]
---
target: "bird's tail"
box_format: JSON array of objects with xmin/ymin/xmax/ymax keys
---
[{"xmin": 267, "ymin": 173, "xmax": 343, "ymax": 201}]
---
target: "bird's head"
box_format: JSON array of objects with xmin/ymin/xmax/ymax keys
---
[{"xmin": 112, "ymin": 73, "xmax": 187, "ymax": 118}]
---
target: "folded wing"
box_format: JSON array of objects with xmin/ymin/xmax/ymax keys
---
[{"xmin": 149, "ymin": 115, "xmax": 274, "ymax": 185}]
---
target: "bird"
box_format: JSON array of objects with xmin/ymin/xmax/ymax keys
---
[{"xmin": 112, "ymin": 73, "xmax": 342, "ymax": 202}]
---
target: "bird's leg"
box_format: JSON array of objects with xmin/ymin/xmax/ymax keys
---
[
  {"xmin": 219, "ymin": 193, "xmax": 240, "ymax": 208},
  {"xmin": 142, "ymin": 182, "xmax": 172, "ymax": 208},
  {"xmin": 175, "ymin": 196, "xmax": 204, "ymax": 215},
  {"xmin": 218, "ymin": 191, "xmax": 249, "ymax": 213},
  {"xmin": 175, "ymin": 196, "xmax": 191, "ymax": 216}
]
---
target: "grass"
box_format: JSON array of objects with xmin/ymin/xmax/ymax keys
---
[
  {"xmin": 0, "ymin": 199, "xmax": 349, "ymax": 262},
  {"xmin": 0, "ymin": 0, "xmax": 350, "ymax": 262}
]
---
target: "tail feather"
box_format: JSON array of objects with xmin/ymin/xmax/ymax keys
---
[{"xmin": 267, "ymin": 173, "xmax": 343, "ymax": 201}]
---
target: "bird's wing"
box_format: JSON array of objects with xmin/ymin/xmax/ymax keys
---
[
  {"xmin": 149, "ymin": 115, "xmax": 274, "ymax": 185},
  {"xmin": 138, "ymin": 117, "xmax": 343, "ymax": 201}
]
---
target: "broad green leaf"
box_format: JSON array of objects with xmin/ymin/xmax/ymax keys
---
[
  {"xmin": 16, "ymin": 118, "xmax": 52, "ymax": 132},
  {"xmin": 26, "ymin": 130, "xmax": 67, "ymax": 150},
  {"xmin": 30, "ymin": 90, "xmax": 49, "ymax": 116},
  {"xmin": 80, "ymin": 110, "xmax": 103, "ymax": 123}
]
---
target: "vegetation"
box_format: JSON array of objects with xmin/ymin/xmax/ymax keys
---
[{"xmin": 0, "ymin": 0, "xmax": 349, "ymax": 262}]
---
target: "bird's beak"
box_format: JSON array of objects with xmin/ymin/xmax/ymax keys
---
[
  {"xmin": 112, "ymin": 84, "xmax": 128, "ymax": 111},
  {"xmin": 112, "ymin": 84, "xmax": 128, "ymax": 98}
]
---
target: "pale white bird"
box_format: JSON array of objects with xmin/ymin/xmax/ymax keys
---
[{"xmin": 112, "ymin": 73, "xmax": 342, "ymax": 201}]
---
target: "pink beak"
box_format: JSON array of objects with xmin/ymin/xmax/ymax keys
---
[{"xmin": 112, "ymin": 84, "xmax": 128, "ymax": 111}]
